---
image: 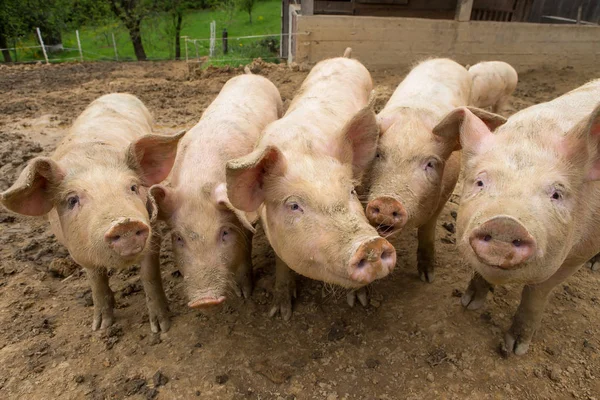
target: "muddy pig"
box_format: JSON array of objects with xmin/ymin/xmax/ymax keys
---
[
  {"xmin": 150, "ymin": 71, "xmax": 282, "ymax": 308},
  {"xmin": 433, "ymin": 79, "xmax": 600, "ymax": 355},
  {"xmin": 226, "ymin": 48, "xmax": 396, "ymax": 320},
  {"xmin": 365, "ymin": 58, "xmax": 506, "ymax": 284},
  {"xmin": 468, "ymin": 61, "xmax": 518, "ymax": 113},
  {"xmin": 1, "ymin": 93, "xmax": 184, "ymax": 332}
]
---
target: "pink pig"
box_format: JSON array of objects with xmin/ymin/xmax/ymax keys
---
[
  {"xmin": 434, "ymin": 79, "xmax": 600, "ymax": 355},
  {"xmin": 150, "ymin": 71, "xmax": 282, "ymax": 308},
  {"xmin": 226, "ymin": 49, "xmax": 396, "ymax": 320},
  {"xmin": 1, "ymin": 93, "xmax": 183, "ymax": 332}
]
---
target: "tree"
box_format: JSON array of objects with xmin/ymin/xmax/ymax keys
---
[
  {"xmin": 238, "ymin": 0, "xmax": 256, "ymax": 24},
  {"xmin": 0, "ymin": 0, "xmax": 22, "ymax": 62},
  {"xmin": 108, "ymin": 0, "xmax": 150, "ymax": 61},
  {"xmin": 157, "ymin": 0, "xmax": 192, "ymax": 60}
]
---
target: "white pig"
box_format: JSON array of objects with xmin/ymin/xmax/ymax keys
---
[
  {"xmin": 1, "ymin": 93, "xmax": 183, "ymax": 332},
  {"xmin": 150, "ymin": 71, "xmax": 282, "ymax": 308},
  {"xmin": 433, "ymin": 79, "xmax": 600, "ymax": 355},
  {"xmin": 365, "ymin": 58, "xmax": 506, "ymax": 284},
  {"xmin": 226, "ymin": 49, "xmax": 396, "ymax": 320},
  {"xmin": 468, "ymin": 61, "xmax": 518, "ymax": 113}
]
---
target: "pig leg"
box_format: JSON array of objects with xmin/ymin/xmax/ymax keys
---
[
  {"xmin": 504, "ymin": 261, "xmax": 583, "ymax": 356},
  {"xmin": 585, "ymin": 252, "xmax": 600, "ymax": 271},
  {"xmin": 417, "ymin": 213, "xmax": 440, "ymax": 283},
  {"xmin": 269, "ymin": 255, "xmax": 296, "ymax": 321},
  {"xmin": 460, "ymin": 272, "xmax": 493, "ymax": 310},
  {"xmin": 234, "ymin": 231, "xmax": 254, "ymax": 299},
  {"xmin": 492, "ymin": 96, "xmax": 508, "ymax": 114},
  {"xmin": 140, "ymin": 232, "xmax": 170, "ymax": 333},
  {"xmin": 87, "ymin": 267, "xmax": 115, "ymax": 331}
]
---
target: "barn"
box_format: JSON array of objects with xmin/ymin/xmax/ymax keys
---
[{"xmin": 281, "ymin": 0, "xmax": 600, "ymax": 68}]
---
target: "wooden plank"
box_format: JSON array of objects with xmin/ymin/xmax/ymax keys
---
[
  {"xmin": 294, "ymin": 15, "xmax": 600, "ymax": 68},
  {"xmin": 456, "ymin": 0, "xmax": 475, "ymax": 21},
  {"xmin": 302, "ymin": 0, "xmax": 314, "ymax": 15}
]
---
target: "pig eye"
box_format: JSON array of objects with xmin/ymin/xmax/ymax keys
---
[
  {"xmin": 351, "ymin": 189, "xmax": 357, "ymax": 196},
  {"xmin": 220, "ymin": 228, "xmax": 234, "ymax": 243},
  {"xmin": 130, "ymin": 184, "xmax": 139, "ymax": 194},
  {"xmin": 288, "ymin": 202, "xmax": 303, "ymax": 213},
  {"xmin": 551, "ymin": 190, "xmax": 562, "ymax": 201},
  {"xmin": 425, "ymin": 159, "xmax": 437, "ymax": 171},
  {"xmin": 475, "ymin": 180, "xmax": 484, "ymax": 188},
  {"xmin": 375, "ymin": 152, "xmax": 381, "ymax": 159},
  {"xmin": 67, "ymin": 195, "xmax": 80, "ymax": 210},
  {"xmin": 173, "ymin": 233, "xmax": 184, "ymax": 246}
]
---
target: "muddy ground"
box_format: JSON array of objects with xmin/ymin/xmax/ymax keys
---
[{"xmin": 0, "ymin": 60, "xmax": 599, "ymax": 400}]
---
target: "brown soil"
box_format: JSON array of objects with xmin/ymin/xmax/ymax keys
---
[{"xmin": 0, "ymin": 60, "xmax": 599, "ymax": 400}]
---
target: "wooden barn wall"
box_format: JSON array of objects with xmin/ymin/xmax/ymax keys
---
[
  {"xmin": 294, "ymin": 15, "xmax": 600, "ymax": 69},
  {"xmin": 528, "ymin": 0, "xmax": 600, "ymax": 23}
]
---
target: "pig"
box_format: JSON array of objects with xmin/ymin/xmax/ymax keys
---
[
  {"xmin": 365, "ymin": 58, "xmax": 507, "ymax": 284},
  {"xmin": 468, "ymin": 61, "xmax": 518, "ymax": 113},
  {"xmin": 432, "ymin": 79, "xmax": 600, "ymax": 355},
  {"xmin": 0, "ymin": 93, "xmax": 184, "ymax": 332},
  {"xmin": 226, "ymin": 49, "xmax": 396, "ymax": 320},
  {"xmin": 149, "ymin": 71, "xmax": 282, "ymax": 308}
]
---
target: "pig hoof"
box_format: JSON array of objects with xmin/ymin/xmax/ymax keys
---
[
  {"xmin": 592, "ymin": 261, "xmax": 600, "ymax": 272},
  {"xmin": 460, "ymin": 290, "xmax": 486, "ymax": 310},
  {"xmin": 419, "ymin": 270, "xmax": 435, "ymax": 283},
  {"xmin": 504, "ymin": 332, "xmax": 530, "ymax": 356},
  {"xmin": 268, "ymin": 292, "xmax": 293, "ymax": 321},
  {"xmin": 346, "ymin": 292, "xmax": 356, "ymax": 308},
  {"xmin": 269, "ymin": 302, "xmax": 293, "ymax": 321},
  {"xmin": 149, "ymin": 312, "xmax": 171, "ymax": 333},
  {"xmin": 92, "ymin": 312, "xmax": 114, "ymax": 331},
  {"xmin": 346, "ymin": 287, "xmax": 368, "ymax": 308},
  {"xmin": 234, "ymin": 275, "xmax": 253, "ymax": 299}
]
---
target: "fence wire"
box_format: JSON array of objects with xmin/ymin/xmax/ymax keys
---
[{"xmin": 0, "ymin": 27, "xmax": 310, "ymax": 65}]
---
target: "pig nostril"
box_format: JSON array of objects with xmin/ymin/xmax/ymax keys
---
[
  {"xmin": 483, "ymin": 235, "xmax": 492, "ymax": 242},
  {"xmin": 512, "ymin": 239, "xmax": 521, "ymax": 247},
  {"xmin": 113, "ymin": 235, "xmax": 121, "ymax": 241},
  {"xmin": 392, "ymin": 211, "xmax": 399, "ymax": 218},
  {"xmin": 135, "ymin": 230, "xmax": 142, "ymax": 236},
  {"xmin": 357, "ymin": 259, "xmax": 367, "ymax": 269},
  {"xmin": 374, "ymin": 207, "xmax": 380, "ymax": 214},
  {"xmin": 381, "ymin": 251, "xmax": 392, "ymax": 261}
]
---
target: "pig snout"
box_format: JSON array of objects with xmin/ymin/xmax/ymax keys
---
[
  {"xmin": 469, "ymin": 216, "xmax": 536, "ymax": 269},
  {"xmin": 104, "ymin": 219, "xmax": 150, "ymax": 257},
  {"xmin": 348, "ymin": 237, "xmax": 396, "ymax": 284},
  {"xmin": 187, "ymin": 296, "xmax": 226, "ymax": 309},
  {"xmin": 366, "ymin": 196, "xmax": 408, "ymax": 233}
]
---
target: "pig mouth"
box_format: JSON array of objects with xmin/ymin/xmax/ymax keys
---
[
  {"xmin": 376, "ymin": 224, "xmax": 397, "ymax": 236},
  {"xmin": 187, "ymin": 296, "xmax": 226, "ymax": 308}
]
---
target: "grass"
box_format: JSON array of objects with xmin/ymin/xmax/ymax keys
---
[{"xmin": 9, "ymin": 0, "xmax": 281, "ymax": 66}]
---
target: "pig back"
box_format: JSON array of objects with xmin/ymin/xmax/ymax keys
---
[
  {"xmin": 262, "ymin": 57, "xmax": 373, "ymax": 153},
  {"xmin": 383, "ymin": 58, "xmax": 471, "ymax": 121},
  {"xmin": 54, "ymin": 93, "xmax": 153, "ymax": 160},
  {"xmin": 171, "ymin": 74, "xmax": 282, "ymax": 187},
  {"xmin": 505, "ymin": 79, "xmax": 600, "ymax": 136}
]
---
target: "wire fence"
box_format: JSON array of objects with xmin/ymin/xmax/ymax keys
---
[{"xmin": 0, "ymin": 25, "xmax": 310, "ymax": 66}]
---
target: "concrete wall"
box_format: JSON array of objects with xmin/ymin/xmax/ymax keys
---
[{"xmin": 294, "ymin": 15, "xmax": 600, "ymax": 69}]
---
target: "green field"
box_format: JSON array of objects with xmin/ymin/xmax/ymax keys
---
[{"xmin": 11, "ymin": 0, "xmax": 281, "ymax": 65}]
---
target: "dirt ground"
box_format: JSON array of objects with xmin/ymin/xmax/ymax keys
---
[{"xmin": 0, "ymin": 59, "xmax": 599, "ymax": 400}]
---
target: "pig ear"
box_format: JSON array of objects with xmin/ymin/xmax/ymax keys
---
[
  {"xmin": 214, "ymin": 183, "xmax": 257, "ymax": 233},
  {"xmin": 338, "ymin": 107, "xmax": 380, "ymax": 176},
  {"xmin": 376, "ymin": 114, "xmax": 397, "ymax": 135},
  {"xmin": 226, "ymin": 146, "xmax": 286, "ymax": 212},
  {"xmin": 1, "ymin": 157, "xmax": 64, "ymax": 216},
  {"xmin": 569, "ymin": 104, "xmax": 600, "ymax": 181},
  {"xmin": 432, "ymin": 107, "xmax": 506, "ymax": 155},
  {"xmin": 127, "ymin": 130, "xmax": 186, "ymax": 185},
  {"xmin": 149, "ymin": 184, "xmax": 177, "ymax": 220}
]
